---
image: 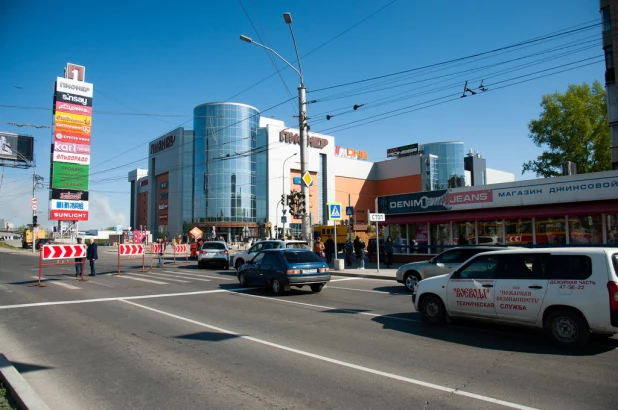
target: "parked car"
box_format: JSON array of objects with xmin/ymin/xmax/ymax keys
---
[
  {"xmin": 413, "ymin": 247, "xmax": 618, "ymax": 347},
  {"xmin": 197, "ymin": 241, "xmax": 229, "ymax": 269},
  {"xmin": 232, "ymin": 240, "xmax": 309, "ymax": 270},
  {"xmin": 237, "ymin": 249, "xmax": 330, "ymax": 294},
  {"xmin": 35, "ymin": 238, "xmax": 54, "ymax": 250},
  {"xmin": 396, "ymin": 246, "xmax": 511, "ymax": 291}
]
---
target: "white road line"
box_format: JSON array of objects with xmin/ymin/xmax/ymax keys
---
[
  {"xmin": 132, "ymin": 272, "xmax": 190, "ymax": 283},
  {"xmin": 0, "ymin": 284, "xmax": 13, "ymax": 293},
  {"xmin": 30, "ymin": 276, "xmax": 80, "ymax": 290},
  {"xmin": 331, "ymin": 276, "xmax": 396, "ymax": 282},
  {"xmin": 86, "ymin": 280, "xmax": 114, "ymax": 288},
  {"xmin": 329, "ymin": 277, "xmax": 361, "ymax": 282},
  {"xmin": 328, "ymin": 286, "xmax": 409, "ymax": 296},
  {"xmin": 163, "ymin": 270, "xmax": 234, "ymax": 281},
  {"xmin": 153, "ymin": 271, "xmax": 212, "ymax": 282},
  {"xmin": 0, "ymin": 289, "xmax": 233, "ymax": 310},
  {"xmin": 117, "ymin": 276, "xmax": 169, "ymax": 285},
  {"xmin": 120, "ymin": 299, "xmax": 537, "ymax": 410}
]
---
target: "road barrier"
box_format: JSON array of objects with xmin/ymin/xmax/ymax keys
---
[
  {"xmin": 173, "ymin": 244, "xmax": 189, "ymax": 263},
  {"xmin": 150, "ymin": 243, "xmax": 164, "ymax": 268},
  {"xmin": 117, "ymin": 244, "xmax": 146, "ymax": 275},
  {"xmin": 32, "ymin": 244, "xmax": 87, "ymax": 287}
]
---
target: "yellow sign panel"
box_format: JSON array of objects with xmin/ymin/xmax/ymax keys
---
[{"xmin": 302, "ymin": 171, "xmax": 313, "ymax": 187}]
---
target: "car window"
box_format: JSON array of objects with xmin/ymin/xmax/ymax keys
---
[
  {"xmin": 457, "ymin": 255, "xmax": 499, "ymax": 279},
  {"xmin": 262, "ymin": 242, "xmax": 278, "ymax": 250},
  {"xmin": 201, "ymin": 242, "xmax": 226, "ymax": 250},
  {"xmin": 435, "ymin": 249, "xmax": 462, "ymax": 264},
  {"xmin": 496, "ymin": 254, "xmax": 545, "ymax": 280},
  {"xmin": 251, "ymin": 252, "xmax": 265, "ymax": 264},
  {"xmin": 285, "ymin": 243, "xmax": 310, "ymax": 250},
  {"xmin": 283, "ymin": 251, "xmax": 323, "ymax": 264},
  {"xmin": 546, "ymin": 255, "xmax": 592, "ymax": 280},
  {"xmin": 261, "ymin": 253, "xmax": 280, "ymax": 266},
  {"xmin": 249, "ymin": 243, "xmax": 262, "ymax": 253}
]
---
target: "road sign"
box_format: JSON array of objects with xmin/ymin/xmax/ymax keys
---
[
  {"xmin": 31, "ymin": 197, "xmax": 38, "ymax": 205},
  {"xmin": 174, "ymin": 244, "xmax": 188, "ymax": 254},
  {"xmin": 281, "ymin": 216, "xmax": 287, "ymax": 223},
  {"xmin": 328, "ymin": 203, "xmax": 343, "ymax": 220},
  {"xmin": 369, "ymin": 213, "xmax": 386, "ymax": 222},
  {"xmin": 302, "ymin": 172, "xmax": 313, "ymax": 187},
  {"xmin": 31, "ymin": 204, "xmax": 38, "ymax": 211},
  {"xmin": 118, "ymin": 244, "xmax": 145, "ymax": 256},
  {"xmin": 42, "ymin": 244, "xmax": 87, "ymax": 260},
  {"xmin": 345, "ymin": 206, "xmax": 354, "ymax": 216}
]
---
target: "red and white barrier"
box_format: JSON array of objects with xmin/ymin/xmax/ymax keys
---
[
  {"xmin": 117, "ymin": 244, "xmax": 146, "ymax": 275},
  {"xmin": 34, "ymin": 244, "xmax": 88, "ymax": 287},
  {"xmin": 173, "ymin": 244, "xmax": 189, "ymax": 263},
  {"xmin": 149, "ymin": 243, "xmax": 164, "ymax": 268}
]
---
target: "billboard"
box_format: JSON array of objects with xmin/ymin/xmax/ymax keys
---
[
  {"xmin": 51, "ymin": 162, "xmax": 89, "ymax": 190},
  {"xmin": 54, "ymin": 141, "xmax": 90, "ymax": 155},
  {"xmin": 52, "ymin": 151, "xmax": 90, "ymax": 165},
  {"xmin": 55, "ymin": 101, "xmax": 92, "ymax": 116},
  {"xmin": 54, "ymin": 131, "xmax": 91, "ymax": 145},
  {"xmin": 0, "ymin": 132, "xmax": 34, "ymax": 162},
  {"xmin": 49, "ymin": 199, "xmax": 89, "ymax": 211},
  {"xmin": 51, "ymin": 188, "xmax": 89, "ymax": 201},
  {"xmin": 387, "ymin": 143, "xmax": 419, "ymax": 158},
  {"xmin": 55, "ymin": 77, "xmax": 93, "ymax": 98},
  {"xmin": 50, "ymin": 210, "xmax": 89, "ymax": 221},
  {"xmin": 54, "ymin": 91, "xmax": 92, "ymax": 107}
]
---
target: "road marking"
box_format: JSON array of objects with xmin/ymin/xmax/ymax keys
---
[
  {"xmin": 30, "ymin": 276, "xmax": 80, "ymax": 290},
  {"xmin": 131, "ymin": 273, "xmax": 191, "ymax": 283},
  {"xmin": 0, "ymin": 289, "xmax": 233, "ymax": 310},
  {"xmin": 86, "ymin": 280, "xmax": 114, "ymax": 288},
  {"xmin": 154, "ymin": 271, "xmax": 212, "ymax": 282},
  {"xmin": 327, "ymin": 286, "xmax": 409, "ymax": 296},
  {"xmin": 117, "ymin": 276, "xmax": 168, "ymax": 285},
  {"xmin": 0, "ymin": 284, "xmax": 12, "ymax": 293},
  {"xmin": 120, "ymin": 299, "xmax": 537, "ymax": 410},
  {"xmin": 329, "ymin": 277, "xmax": 361, "ymax": 282},
  {"xmin": 163, "ymin": 270, "xmax": 234, "ymax": 281},
  {"xmin": 330, "ymin": 276, "xmax": 395, "ymax": 282}
]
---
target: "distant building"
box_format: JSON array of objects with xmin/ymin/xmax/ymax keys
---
[{"xmin": 600, "ymin": 0, "xmax": 618, "ymax": 169}]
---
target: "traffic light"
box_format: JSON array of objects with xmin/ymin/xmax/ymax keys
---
[
  {"xmin": 281, "ymin": 194, "xmax": 285, "ymax": 205},
  {"xmin": 33, "ymin": 215, "xmax": 38, "ymax": 226},
  {"xmin": 297, "ymin": 192, "xmax": 306, "ymax": 214}
]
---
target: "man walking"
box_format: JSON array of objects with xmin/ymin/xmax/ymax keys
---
[
  {"xmin": 324, "ymin": 235, "xmax": 336, "ymax": 264},
  {"xmin": 75, "ymin": 237, "xmax": 84, "ymax": 277},
  {"xmin": 87, "ymin": 238, "xmax": 98, "ymax": 276}
]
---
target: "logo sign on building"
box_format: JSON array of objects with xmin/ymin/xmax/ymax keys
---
[
  {"xmin": 52, "ymin": 151, "xmax": 90, "ymax": 165},
  {"xmin": 279, "ymin": 130, "xmax": 329, "ymax": 149},
  {"xmin": 55, "ymin": 101, "xmax": 93, "ymax": 116},
  {"xmin": 51, "ymin": 162, "xmax": 90, "ymax": 190},
  {"xmin": 150, "ymin": 134, "xmax": 176, "ymax": 154},
  {"xmin": 65, "ymin": 63, "xmax": 86, "ymax": 81},
  {"xmin": 56, "ymin": 77, "xmax": 93, "ymax": 98},
  {"xmin": 377, "ymin": 190, "xmax": 450, "ymax": 214},
  {"xmin": 328, "ymin": 203, "xmax": 343, "ymax": 220},
  {"xmin": 49, "ymin": 200, "xmax": 89, "ymax": 211},
  {"xmin": 387, "ymin": 143, "xmax": 419, "ymax": 158},
  {"xmin": 140, "ymin": 179, "xmax": 149, "ymax": 186},
  {"xmin": 54, "ymin": 131, "xmax": 91, "ymax": 145},
  {"xmin": 334, "ymin": 146, "xmax": 368, "ymax": 160},
  {"xmin": 51, "ymin": 189, "xmax": 89, "ymax": 201},
  {"xmin": 54, "ymin": 91, "xmax": 92, "ymax": 107},
  {"xmin": 54, "ymin": 142, "xmax": 91, "ymax": 155},
  {"xmin": 160, "ymin": 181, "xmax": 168, "ymax": 189},
  {"xmin": 50, "ymin": 209, "xmax": 89, "ymax": 221}
]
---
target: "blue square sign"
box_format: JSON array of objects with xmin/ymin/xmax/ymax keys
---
[
  {"xmin": 346, "ymin": 206, "xmax": 354, "ymax": 216},
  {"xmin": 328, "ymin": 203, "xmax": 343, "ymax": 220}
]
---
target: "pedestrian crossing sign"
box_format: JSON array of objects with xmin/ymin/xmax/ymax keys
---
[{"xmin": 328, "ymin": 203, "xmax": 343, "ymax": 220}]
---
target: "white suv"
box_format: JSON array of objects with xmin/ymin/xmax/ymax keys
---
[
  {"xmin": 232, "ymin": 240, "xmax": 309, "ymax": 270},
  {"xmin": 413, "ymin": 247, "xmax": 618, "ymax": 347}
]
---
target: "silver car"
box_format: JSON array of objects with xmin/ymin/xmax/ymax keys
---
[
  {"xmin": 396, "ymin": 246, "xmax": 512, "ymax": 291},
  {"xmin": 198, "ymin": 241, "xmax": 230, "ymax": 270}
]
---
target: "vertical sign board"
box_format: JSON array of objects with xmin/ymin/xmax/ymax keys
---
[
  {"xmin": 328, "ymin": 203, "xmax": 342, "ymax": 260},
  {"xmin": 50, "ymin": 64, "xmax": 92, "ymax": 222}
]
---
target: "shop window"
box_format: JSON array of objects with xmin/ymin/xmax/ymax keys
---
[
  {"xmin": 568, "ymin": 215, "xmax": 602, "ymax": 245},
  {"xmin": 607, "ymin": 214, "xmax": 618, "ymax": 244},
  {"xmin": 453, "ymin": 221, "xmax": 475, "ymax": 245},
  {"xmin": 430, "ymin": 223, "xmax": 451, "ymax": 254},
  {"xmin": 477, "ymin": 220, "xmax": 504, "ymax": 245},
  {"xmin": 535, "ymin": 216, "xmax": 566, "ymax": 245},
  {"xmin": 504, "ymin": 218, "xmax": 533, "ymax": 245}
]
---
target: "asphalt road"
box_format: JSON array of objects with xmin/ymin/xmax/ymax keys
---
[{"xmin": 0, "ymin": 247, "xmax": 617, "ymax": 410}]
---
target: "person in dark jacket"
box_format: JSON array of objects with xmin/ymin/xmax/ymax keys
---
[
  {"xmin": 75, "ymin": 237, "xmax": 84, "ymax": 277},
  {"xmin": 324, "ymin": 235, "xmax": 336, "ymax": 263},
  {"xmin": 86, "ymin": 238, "xmax": 98, "ymax": 276},
  {"xmin": 384, "ymin": 236, "xmax": 394, "ymax": 268}
]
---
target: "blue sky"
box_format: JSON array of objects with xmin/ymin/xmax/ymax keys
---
[{"xmin": 0, "ymin": 0, "xmax": 604, "ymax": 229}]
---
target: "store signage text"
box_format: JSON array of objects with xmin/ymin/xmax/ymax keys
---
[
  {"xmin": 159, "ymin": 203, "xmax": 168, "ymax": 210},
  {"xmin": 334, "ymin": 146, "xmax": 368, "ymax": 160},
  {"xmin": 279, "ymin": 131, "xmax": 328, "ymax": 149},
  {"xmin": 51, "ymin": 189, "xmax": 89, "ymax": 201},
  {"xmin": 150, "ymin": 135, "xmax": 175, "ymax": 154}
]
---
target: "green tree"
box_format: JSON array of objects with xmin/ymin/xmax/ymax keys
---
[{"xmin": 522, "ymin": 81, "xmax": 611, "ymax": 177}]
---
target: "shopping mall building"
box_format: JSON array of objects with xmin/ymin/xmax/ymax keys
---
[{"xmin": 128, "ymin": 102, "xmax": 618, "ymax": 253}]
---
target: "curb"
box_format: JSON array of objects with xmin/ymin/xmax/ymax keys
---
[
  {"xmin": 330, "ymin": 270, "xmax": 397, "ymax": 280},
  {"xmin": 0, "ymin": 354, "xmax": 50, "ymax": 410}
]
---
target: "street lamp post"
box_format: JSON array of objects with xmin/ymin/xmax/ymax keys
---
[
  {"xmin": 281, "ymin": 153, "xmax": 297, "ymax": 239},
  {"xmin": 240, "ymin": 11, "xmax": 311, "ymax": 242}
]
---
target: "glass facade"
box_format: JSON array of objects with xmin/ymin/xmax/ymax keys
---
[
  {"xmin": 193, "ymin": 103, "xmax": 260, "ymax": 224},
  {"xmin": 420, "ymin": 142, "xmax": 465, "ymax": 190}
]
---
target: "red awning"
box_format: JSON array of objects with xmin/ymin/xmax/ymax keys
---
[{"xmin": 384, "ymin": 200, "xmax": 618, "ymax": 225}]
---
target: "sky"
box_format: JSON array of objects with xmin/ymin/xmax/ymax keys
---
[{"xmin": 0, "ymin": 0, "xmax": 604, "ymax": 230}]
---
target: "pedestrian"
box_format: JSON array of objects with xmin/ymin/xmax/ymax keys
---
[
  {"xmin": 75, "ymin": 237, "xmax": 84, "ymax": 277},
  {"xmin": 384, "ymin": 236, "xmax": 394, "ymax": 268},
  {"xmin": 157, "ymin": 238, "xmax": 164, "ymax": 267},
  {"xmin": 190, "ymin": 239, "xmax": 198, "ymax": 259},
  {"xmin": 354, "ymin": 236, "xmax": 365, "ymax": 269},
  {"xmin": 344, "ymin": 238, "xmax": 354, "ymax": 267},
  {"xmin": 324, "ymin": 235, "xmax": 335, "ymax": 263},
  {"xmin": 86, "ymin": 238, "xmax": 98, "ymax": 276},
  {"xmin": 313, "ymin": 237, "xmax": 325, "ymax": 259}
]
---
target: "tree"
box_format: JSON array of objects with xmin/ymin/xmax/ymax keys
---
[{"xmin": 522, "ymin": 81, "xmax": 611, "ymax": 177}]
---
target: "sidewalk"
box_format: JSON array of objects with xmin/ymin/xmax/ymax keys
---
[{"xmin": 327, "ymin": 258, "xmax": 400, "ymax": 280}]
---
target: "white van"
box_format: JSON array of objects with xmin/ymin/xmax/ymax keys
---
[{"xmin": 413, "ymin": 247, "xmax": 618, "ymax": 347}]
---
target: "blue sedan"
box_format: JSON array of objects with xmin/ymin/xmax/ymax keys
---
[{"xmin": 237, "ymin": 249, "xmax": 331, "ymax": 294}]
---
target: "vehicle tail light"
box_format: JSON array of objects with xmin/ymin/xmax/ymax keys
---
[
  {"xmin": 319, "ymin": 268, "xmax": 329, "ymax": 273},
  {"xmin": 199, "ymin": 250, "xmax": 207, "ymax": 254},
  {"xmin": 219, "ymin": 250, "xmax": 228, "ymax": 255},
  {"xmin": 608, "ymin": 282, "xmax": 618, "ymax": 311},
  {"xmin": 286, "ymin": 269, "xmax": 300, "ymax": 275}
]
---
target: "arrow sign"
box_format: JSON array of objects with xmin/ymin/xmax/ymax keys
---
[
  {"xmin": 41, "ymin": 244, "xmax": 86, "ymax": 260},
  {"xmin": 174, "ymin": 245, "xmax": 188, "ymax": 254},
  {"xmin": 119, "ymin": 244, "xmax": 145, "ymax": 255}
]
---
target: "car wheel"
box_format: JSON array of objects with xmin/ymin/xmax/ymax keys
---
[
  {"xmin": 238, "ymin": 272, "xmax": 248, "ymax": 287},
  {"xmin": 545, "ymin": 310, "xmax": 589, "ymax": 347},
  {"xmin": 271, "ymin": 279, "xmax": 284, "ymax": 295},
  {"xmin": 419, "ymin": 295, "xmax": 446, "ymax": 324},
  {"xmin": 310, "ymin": 283, "xmax": 325, "ymax": 293},
  {"xmin": 223, "ymin": 262, "xmax": 229, "ymax": 270},
  {"xmin": 235, "ymin": 259, "xmax": 244, "ymax": 271},
  {"xmin": 404, "ymin": 272, "xmax": 421, "ymax": 291}
]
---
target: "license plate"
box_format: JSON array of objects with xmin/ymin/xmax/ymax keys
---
[
  {"xmin": 205, "ymin": 253, "xmax": 216, "ymax": 258},
  {"xmin": 302, "ymin": 269, "xmax": 317, "ymax": 274}
]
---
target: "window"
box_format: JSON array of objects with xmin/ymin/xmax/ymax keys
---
[
  {"xmin": 261, "ymin": 242, "xmax": 278, "ymax": 250},
  {"xmin": 201, "ymin": 242, "xmax": 226, "ymax": 250},
  {"xmin": 435, "ymin": 249, "xmax": 464, "ymax": 264},
  {"xmin": 607, "ymin": 214, "xmax": 618, "ymax": 244},
  {"xmin": 546, "ymin": 255, "xmax": 592, "ymax": 280},
  {"xmin": 251, "ymin": 252, "xmax": 265, "ymax": 264},
  {"xmin": 249, "ymin": 243, "xmax": 263, "ymax": 253},
  {"xmin": 261, "ymin": 253, "xmax": 280, "ymax": 266},
  {"xmin": 496, "ymin": 254, "xmax": 545, "ymax": 280},
  {"xmin": 605, "ymin": 46, "xmax": 614, "ymax": 70},
  {"xmin": 612, "ymin": 253, "xmax": 618, "ymax": 274},
  {"xmin": 283, "ymin": 251, "xmax": 323, "ymax": 264},
  {"xmin": 603, "ymin": 7, "xmax": 612, "ymax": 31},
  {"xmin": 535, "ymin": 217, "xmax": 566, "ymax": 245},
  {"xmin": 457, "ymin": 255, "xmax": 499, "ymax": 279},
  {"xmin": 285, "ymin": 242, "xmax": 310, "ymax": 249}
]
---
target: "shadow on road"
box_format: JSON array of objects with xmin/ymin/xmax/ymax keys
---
[
  {"xmin": 9, "ymin": 361, "xmax": 54, "ymax": 374},
  {"xmin": 175, "ymin": 331, "xmax": 240, "ymax": 342},
  {"xmin": 371, "ymin": 312, "xmax": 618, "ymax": 356},
  {"xmin": 369, "ymin": 285, "xmax": 411, "ymax": 295}
]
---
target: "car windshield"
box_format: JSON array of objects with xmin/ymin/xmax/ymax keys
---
[
  {"xmin": 202, "ymin": 242, "xmax": 226, "ymax": 250},
  {"xmin": 283, "ymin": 251, "xmax": 323, "ymax": 264},
  {"xmin": 285, "ymin": 242, "xmax": 310, "ymax": 250}
]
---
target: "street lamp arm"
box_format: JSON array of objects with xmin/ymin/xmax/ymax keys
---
[
  {"xmin": 286, "ymin": 25, "xmax": 304, "ymax": 86},
  {"xmin": 240, "ymin": 36, "xmax": 302, "ymax": 80}
]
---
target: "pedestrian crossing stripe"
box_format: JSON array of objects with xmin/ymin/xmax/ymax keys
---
[{"xmin": 328, "ymin": 203, "xmax": 343, "ymax": 220}]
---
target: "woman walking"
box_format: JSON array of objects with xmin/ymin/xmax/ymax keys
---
[{"xmin": 384, "ymin": 236, "xmax": 394, "ymax": 268}]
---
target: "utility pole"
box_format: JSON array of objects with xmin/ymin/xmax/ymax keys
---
[{"xmin": 31, "ymin": 165, "xmax": 38, "ymax": 254}]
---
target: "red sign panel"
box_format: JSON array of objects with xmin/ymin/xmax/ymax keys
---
[
  {"xmin": 446, "ymin": 189, "xmax": 493, "ymax": 206},
  {"xmin": 50, "ymin": 210, "xmax": 88, "ymax": 221},
  {"xmin": 119, "ymin": 244, "xmax": 144, "ymax": 255},
  {"xmin": 151, "ymin": 243, "xmax": 163, "ymax": 253},
  {"xmin": 174, "ymin": 244, "xmax": 188, "ymax": 254},
  {"xmin": 42, "ymin": 244, "xmax": 87, "ymax": 260}
]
